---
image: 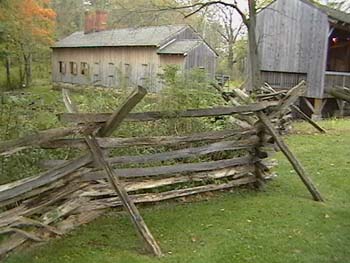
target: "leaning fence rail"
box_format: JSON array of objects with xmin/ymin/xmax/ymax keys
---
[{"xmin": 0, "ymin": 83, "xmax": 323, "ymax": 258}]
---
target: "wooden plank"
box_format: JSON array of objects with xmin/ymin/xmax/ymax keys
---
[
  {"xmin": 40, "ymin": 138, "xmax": 259, "ymax": 169},
  {"xmin": 85, "ymin": 135, "xmax": 162, "ymax": 257},
  {"xmin": 57, "ymin": 101, "xmax": 278, "ymax": 124},
  {"xmin": 0, "ymin": 155, "xmax": 91, "ymax": 204},
  {"xmin": 0, "ymin": 197, "xmax": 87, "ymax": 257},
  {"xmin": 63, "ymin": 87, "xmax": 162, "ymax": 257},
  {"xmin": 41, "ymin": 129, "xmax": 256, "ymax": 149},
  {"xmin": 76, "ymin": 176, "xmax": 257, "ymax": 212},
  {"xmin": 326, "ymin": 86, "xmax": 350, "ymax": 103},
  {"xmin": 268, "ymin": 80, "xmax": 306, "ymax": 119},
  {"xmin": 0, "ymin": 127, "xmax": 82, "ymax": 156},
  {"xmin": 290, "ymin": 105, "xmax": 326, "ymax": 133},
  {"xmin": 80, "ymin": 166, "xmax": 256, "ymax": 198},
  {"xmin": 97, "ymin": 86, "xmax": 147, "ymax": 136},
  {"xmin": 0, "ymin": 174, "xmax": 88, "ymax": 210},
  {"xmin": 257, "ymin": 112, "xmax": 324, "ymax": 202},
  {"xmin": 83, "ymin": 155, "xmax": 253, "ymax": 180}
]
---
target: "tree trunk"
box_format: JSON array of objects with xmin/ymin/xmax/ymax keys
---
[
  {"xmin": 227, "ymin": 44, "xmax": 234, "ymax": 77},
  {"xmin": 23, "ymin": 53, "xmax": 32, "ymax": 88},
  {"xmin": 19, "ymin": 58, "xmax": 24, "ymax": 86},
  {"xmin": 5, "ymin": 56, "xmax": 11, "ymax": 90},
  {"xmin": 247, "ymin": 0, "xmax": 262, "ymax": 91}
]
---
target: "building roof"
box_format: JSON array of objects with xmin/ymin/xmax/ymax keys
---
[
  {"xmin": 302, "ymin": 0, "xmax": 350, "ymax": 24},
  {"xmin": 259, "ymin": 0, "xmax": 350, "ymax": 25},
  {"xmin": 53, "ymin": 24, "xmax": 188, "ymax": 48},
  {"xmin": 157, "ymin": 40, "xmax": 202, "ymax": 55}
]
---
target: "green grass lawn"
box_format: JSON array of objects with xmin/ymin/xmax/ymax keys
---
[{"xmin": 2, "ymin": 119, "xmax": 350, "ymax": 263}]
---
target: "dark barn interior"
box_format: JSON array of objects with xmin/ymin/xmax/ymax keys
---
[{"xmin": 327, "ymin": 26, "xmax": 350, "ymax": 72}]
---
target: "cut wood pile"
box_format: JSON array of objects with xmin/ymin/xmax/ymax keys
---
[{"xmin": 0, "ymin": 83, "xmax": 324, "ymax": 258}]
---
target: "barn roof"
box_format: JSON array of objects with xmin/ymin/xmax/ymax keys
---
[
  {"xmin": 259, "ymin": 0, "xmax": 350, "ymax": 25},
  {"xmin": 53, "ymin": 25, "xmax": 188, "ymax": 48},
  {"xmin": 157, "ymin": 40, "xmax": 202, "ymax": 55},
  {"xmin": 302, "ymin": 0, "xmax": 350, "ymax": 25}
]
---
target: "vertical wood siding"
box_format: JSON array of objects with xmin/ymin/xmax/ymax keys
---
[
  {"xmin": 159, "ymin": 27, "xmax": 201, "ymax": 47},
  {"xmin": 52, "ymin": 46, "xmax": 160, "ymax": 89},
  {"xmin": 52, "ymin": 27, "xmax": 217, "ymax": 91},
  {"xmin": 256, "ymin": 0, "xmax": 330, "ymax": 98},
  {"xmin": 184, "ymin": 43, "xmax": 217, "ymax": 77}
]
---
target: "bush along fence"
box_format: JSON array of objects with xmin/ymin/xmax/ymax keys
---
[{"xmin": 0, "ymin": 83, "xmax": 324, "ymax": 258}]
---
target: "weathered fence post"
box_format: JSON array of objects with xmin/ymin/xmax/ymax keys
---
[
  {"xmin": 252, "ymin": 120, "xmax": 267, "ymax": 188},
  {"xmin": 62, "ymin": 87, "xmax": 163, "ymax": 257},
  {"xmin": 257, "ymin": 111, "xmax": 324, "ymax": 202}
]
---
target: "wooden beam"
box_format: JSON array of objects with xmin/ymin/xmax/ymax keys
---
[
  {"xmin": 0, "ymin": 127, "xmax": 82, "ymax": 156},
  {"xmin": 57, "ymin": 101, "xmax": 278, "ymax": 124},
  {"xmin": 62, "ymin": 88, "xmax": 162, "ymax": 257},
  {"xmin": 83, "ymin": 155, "xmax": 253, "ymax": 181},
  {"xmin": 76, "ymin": 176, "xmax": 257, "ymax": 212},
  {"xmin": 326, "ymin": 86, "xmax": 350, "ymax": 103},
  {"xmin": 257, "ymin": 112, "xmax": 324, "ymax": 202},
  {"xmin": 268, "ymin": 80, "xmax": 306, "ymax": 119},
  {"xmin": 40, "ymin": 138, "xmax": 259, "ymax": 169},
  {"xmin": 81, "ymin": 166, "xmax": 256, "ymax": 197},
  {"xmin": 97, "ymin": 86, "xmax": 147, "ymax": 137},
  {"xmin": 313, "ymin": 98, "xmax": 323, "ymax": 116},
  {"xmin": 302, "ymin": 97, "xmax": 315, "ymax": 113},
  {"xmin": 290, "ymin": 105, "xmax": 326, "ymax": 133},
  {"xmin": 40, "ymin": 129, "xmax": 256, "ymax": 150},
  {"xmin": 0, "ymin": 155, "xmax": 91, "ymax": 204},
  {"xmin": 85, "ymin": 135, "xmax": 162, "ymax": 256}
]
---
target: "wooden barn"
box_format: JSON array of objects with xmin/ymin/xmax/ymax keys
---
[
  {"xmin": 256, "ymin": 0, "xmax": 350, "ymax": 118},
  {"xmin": 51, "ymin": 11, "xmax": 217, "ymax": 92}
]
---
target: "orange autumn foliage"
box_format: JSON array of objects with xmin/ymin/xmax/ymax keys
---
[{"xmin": 2, "ymin": 0, "xmax": 56, "ymax": 45}]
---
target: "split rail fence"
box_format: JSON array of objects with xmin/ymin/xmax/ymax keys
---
[{"xmin": 0, "ymin": 83, "xmax": 323, "ymax": 257}]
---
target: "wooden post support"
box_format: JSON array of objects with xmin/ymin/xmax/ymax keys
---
[
  {"xmin": 269, "ymin": 80, "xmax": 306, "ymax": 119},
  {"xmin": 257, "ymin": 112, "xmax": 324, "ymax": 202},
  {"xmin": 312, "ymin": 98, "xmax": 323, "ymax": 120},
  {"xmin": 62, "ymin": 88, "xmax": 162, "ymax": 257},
  {"xmin": 290, "ymin": 105, "xmax": 326, "ymax": 134},
  {"xmin": 84, "ymin": 135, "xmax": 162, "ymax": 257},
  {"xmin": 336, "ymin": 99, "xmax": 345, "ymax": 117},
  {"xmin": 252, "ymin": 121, "xmax": 267, "ymax": 189},
  {"xmin": 97, "ymin": 86, "xmax": 147, "ymax": 137}
]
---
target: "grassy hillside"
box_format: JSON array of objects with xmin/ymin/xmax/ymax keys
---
[{"xmin": 3, "ymin": 119, "xmax": 350, "ymax": 263}]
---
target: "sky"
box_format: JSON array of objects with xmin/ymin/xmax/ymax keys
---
[{"xmin": 221, "ymin": 0, "xmax": 349, "ymax": 29}]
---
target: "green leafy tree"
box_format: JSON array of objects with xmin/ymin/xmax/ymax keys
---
[{"xmin": 0, "ymin": 0, "xmax": 56, "ymax": 88}]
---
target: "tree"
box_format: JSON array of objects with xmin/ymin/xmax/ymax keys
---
[
  {"xmin": 327, "ymin": 0, "xmax": 350, "ymax": 12},
  {"xmin": 154, "ymin": 0, "xmax": 263, "ymax": 91},
  {"xmin": 50, "ymin": 0, "xmax": 85, "ymax": 38},
  {"xmin": 206, "ymin": 6, "xmax": 243, "ymax": 77},
  {"xmin": 0, "ymin": 0, "xmax": 56, "ymax": 88}
]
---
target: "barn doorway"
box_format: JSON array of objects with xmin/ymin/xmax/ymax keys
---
[{"xmin": 327, "ymin": 26, "xmax": 350, "ymax": 73}]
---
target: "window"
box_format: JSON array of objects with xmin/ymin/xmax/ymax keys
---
[
  {"xmin": 81, "ymin": 62, "xmax": 89, "ymax": 75},
  {"xmin": 69, "ymin": 62, "xmax": 78, "ymax": 75},
  {"xmin": 59, "ymin": 61, "xmax": 66, "ymax": 74},
  {"xmin": 108, "ymin": 63, "xmax": 115, "ymax": 87},
  {"xmin": 108, "ymin": 63, "xmax": 115, "ymax": 77},
  {"xmin": 124, "ymin": 63, "xmax": 131, "ymax": 77},
  {"xmin": 124, "ymin": 63, "xmax": 132, "ymax": 84},
  {"xmin": 93, "ymin": 62, "xmax": 100, "ymax": 84},
  {"xmin": 140, "ymin": 64, "xmax": 149, "ymax": 85}
]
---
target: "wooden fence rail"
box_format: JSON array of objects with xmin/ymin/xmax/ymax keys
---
[{"xmin": 0, "ymin": 83, "xmax": 324, "ymax": 259}]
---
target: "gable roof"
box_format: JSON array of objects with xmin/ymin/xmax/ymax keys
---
[
  {"xmin": 301, "ymin": 0, "xmax": 350, "ymax": 24},
  {"xmin": 259, "ymin": 0, "xmax": 350, "ymax": 25},
  {"xmin": 53, "ymin": 24, "xmax": 188, "ymax": 48},
  {"xmin": 157, "ymin": 40, "xmax": 202, "ymax": 55}
]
